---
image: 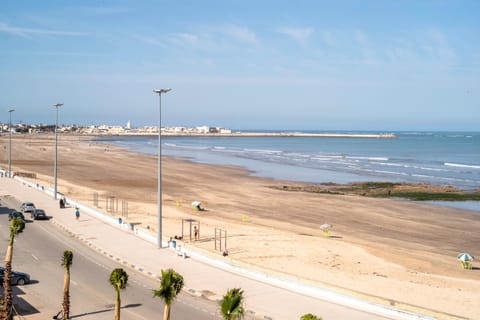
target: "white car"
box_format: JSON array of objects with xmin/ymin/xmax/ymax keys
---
[{"xmin": 20, "ymin": 202, "xmax": 36, "ymax": 214}]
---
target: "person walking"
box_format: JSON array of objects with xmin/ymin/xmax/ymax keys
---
[
  {"xmin": 75, "ymin": 207, "xmax": 80, "ymax": 221},
  {"xmin": 194, "ymin": 226, "xmax": 199, "ymax": 241}
]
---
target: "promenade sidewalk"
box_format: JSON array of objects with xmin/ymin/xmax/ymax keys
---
[{"xmin": 0, "ymin": 177, "xmax": 433, "ymax": 320}]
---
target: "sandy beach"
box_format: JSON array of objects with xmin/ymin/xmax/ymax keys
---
[{"xmin": 1, "ymin": 134, "xmax": 479, "ymax": 319}]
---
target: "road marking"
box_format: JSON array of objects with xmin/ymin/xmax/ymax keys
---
[
  {"xmin": 71, "ymin": 280, "xmax": 78, "ymax": 286},
  {"xmin": 31, "ymin": 254, "xmax": 39, "ymax": 261}
]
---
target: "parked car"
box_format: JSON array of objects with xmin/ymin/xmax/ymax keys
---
[
  {"xmin": 20, "ymin": 202, "xmax": 36, "ymax": 214},
  {"xmin": 0, "ymin": 267, "xmax": 30, "ymax": 285},
  {"xmin": 31, "ymin": 209, "xmax": 48, "ymax": 220},
  {"xmin": 8, "ymin": 211, "xmax": 25, "ymax": 221}
]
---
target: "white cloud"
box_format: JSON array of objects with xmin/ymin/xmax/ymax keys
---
[
  {"xmin": 385, "ymin": 30, "xmax": 457, "ymax": 67},
  {"xmin": 354, "ymin": 29, "xmax": 377, "ymax": 64},
  {"xmin": 278, "ymin": 27, "xmax": 313, "ymax": 45},
  {"xmin": 0, "ymin": 22, "xmax": 87, "ymax": 38},
  {"xmin": 170, "ymin": 33, "xmax": 199, "ymax": 46},
  {"xmin": 320, "ymin": 30, "xmax": 335, "ymax": 47},
  {"xmin": 224, "ymin": 25, "xmax": 258, "ymax": 44},
  {"xmin": 421, "ymin": 29, "xmax": 456, "ymax": 64},
  {"xmin": 82, "ymin": 7, "xmax": 131, "ymax": 15},
  {"xmin": 132, "ymin": 34, "xmax": 167, "ymax": 47}
]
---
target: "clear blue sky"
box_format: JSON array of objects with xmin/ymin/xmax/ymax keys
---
[{"xmin": 1, "ymin": 0, "xmax": 479, "ymax": 131}]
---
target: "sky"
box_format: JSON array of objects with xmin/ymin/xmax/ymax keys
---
[{"xmin": 0, "ymin": 0, "xmax": 479, "ymax": 131}]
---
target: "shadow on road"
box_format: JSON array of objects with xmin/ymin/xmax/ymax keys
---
[
  {"xmin": 11, "ymin": 286, "xmax": 41, "ymax": 317},
  {"xmin": 70, "ymin": 303, "xmax": 142, "ymax": 319}
]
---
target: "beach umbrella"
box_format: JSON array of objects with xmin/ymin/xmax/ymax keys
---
[
  {"xmin": 457, "ymin": 253, "xmax": 475, "ymax": 262},
  {"xmin": 320, "ymin": 223, "xmax": 332, "ymax": 230},
  {"xmin": 320, "ymin": 223, "xmax": 332, "ymax": 237}
]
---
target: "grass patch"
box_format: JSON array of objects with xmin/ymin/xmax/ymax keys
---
[
  {"xmin": 374, "ymin": 192, "xmax": 480, "ymax": 201},
  {"xmin": 352, "ymin": 182, "xmax": 401, "ymax": 189},
  {"xmin": 271, "ymin": 182, "xmax": 480, "ymax": 202}
]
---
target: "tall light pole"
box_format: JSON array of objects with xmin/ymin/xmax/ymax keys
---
[
  {"xmin": 53, "ymin": 103, "xmax": 63, "ymax": 199},
  {"xmin": 8, "ymin": 109, "xmax": 14, "ymax": 178},
  {"xmin": 153, "ymin": 88, "xmax": 171, "ymax": 248}
]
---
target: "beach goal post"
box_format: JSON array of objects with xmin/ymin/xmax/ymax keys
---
[
  {"xmin": 106, "ymin": 195, "xmax": 118, "ymax": 213},
  {"xmin": 93, "ymin": 192, "xmax": 99, "ymax": 207},
  {"xmin": 121, "ymin": 200, "xmax": 128, "ymax": 218},
  {"xmin": 214, "ymin": 228, "xmax": 227, "ymax": 252},
  {"xmin": 182, "ymin": 218, "xmax": 200, "ymax": 242}
]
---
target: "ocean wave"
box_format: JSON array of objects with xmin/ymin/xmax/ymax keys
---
[
  {"xmin": 314, "ymin": 154, "xmax": 345, "ymax": 159},
  {"xmin": 445, "ymin": 162, "xmax": 480, "ymax": 169},
  {"xmin": 410, "ymin": 174, "xmax": 475, "ymax": 183},
  {"xmin": 244, "ymin": 148, "xmax": 282, "ymax": 154},
  {"xmin": 378, "ymin": 162, "xmax": 405, "ymax": 167},
  {"xmin": 283, "ymin": 152, "xmax": 310, "ymax": 158},
  {"xmin": 310, "ymin": 157, "xmax": 333, "ymax": 161},
  {"xmin": 311, "ymin": 159, "xmax": 354, "ymax": 166},
  {"xmin": 212, "ymin": 148, "xmax": 244, "ymax": 153},
  {"xmin": 363, "ymin": 169, "xmax": 409, "ymax": 176},
  {"xmin": 378, "ymin": 162, "xmax": 450, "ymax": 172},
  {"xmin": 346, "ymin": 156, "xmax": 389, "ymax": 161},
  {"xmin": 170, "ymin": 145, "xmax": 210, "ymax": 150}
]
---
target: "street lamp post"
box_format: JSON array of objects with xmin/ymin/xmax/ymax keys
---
[
  {"xmin": 8, "ymin": 109, "xmax": 15, "ymax": 178},
  {"xmin": 153, "ymin": 88, "xmax": 171, "ymax": 248},
  {"xmin": 53, "ymin": 103, "xmax": 63, "ymax": 200}
]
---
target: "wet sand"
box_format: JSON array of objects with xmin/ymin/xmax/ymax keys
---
[{"xmin": 1, "ymin": 134, "xmax": 479, "ymax": 319}]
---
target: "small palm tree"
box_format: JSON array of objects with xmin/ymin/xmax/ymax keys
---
[
  {"xmin": 220, "ymin": 288, "xmax": 244, "ymax": 320},
  {"xmin": 153, "ymin": 268, "xmax": 184, "ymax": 320},
  {"xmin": 61, "ymin": 250, "xmax": 73, "ymax": 320},
  {"xmin": 2, "ymin": 217, "xmax": 25, "ymax": 320},
  {"xmin": 109, "ymin": 268, "xmax": 128, "ymax": 320},
  {"xmin": 300, "ymin": 313, "xmax": 322, "ymax": 320}
]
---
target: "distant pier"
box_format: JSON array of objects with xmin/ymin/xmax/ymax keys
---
[{"xmin": 160, "ymin": 132, "xmax": 397, "ymax": 139}]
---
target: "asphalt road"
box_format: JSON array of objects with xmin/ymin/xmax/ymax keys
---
[{"xmin": 0, "ymin": 197, "xmax": 221, "ymax": 319}]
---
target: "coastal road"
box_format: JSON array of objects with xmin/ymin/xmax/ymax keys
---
[
  {"xmin": 0, "ymin": 179, "xmax": 414, "ymax": 320},
  {"xmin": 0, "ymin": 198, "xmax": 220, "ymax": 320}
]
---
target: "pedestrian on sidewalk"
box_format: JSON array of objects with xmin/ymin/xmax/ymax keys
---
[
  {"xmin": 75, "ymin": 207, "xmax": 80, "ymax": 220},
  {"xmin": 59, "ymin": 198, "xmax": 64, "ymax": 209}
]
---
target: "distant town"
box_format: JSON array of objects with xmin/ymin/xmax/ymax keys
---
[
  {"xmin": 0, "ymin": 120, "xmax": 233, "ymax": 135},
  {"xmin": 0, "ymin": 121, "xmax": 396, "ymax": 138}
]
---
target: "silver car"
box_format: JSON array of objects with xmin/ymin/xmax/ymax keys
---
[{"xmin": 20, "ymin": 202, "xmax": 36, "ymax": 214}]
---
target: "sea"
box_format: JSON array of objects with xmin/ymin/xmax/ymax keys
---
[{"xmin": 97, "ymin": 131, "xmax": 480, "ymax": 212}]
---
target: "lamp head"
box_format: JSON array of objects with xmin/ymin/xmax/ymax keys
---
[
  {"xmin": 153, "ymin": 88, "xmax": 172, "ymax": 94},
  {"xmin": 8, "ymin": 109, "xmax": 15, "ymax": 113},
  {"xmin": 53, "ymin": 103, "xmax": 64, "ymax": 108}
]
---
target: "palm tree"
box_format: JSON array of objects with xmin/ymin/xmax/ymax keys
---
[
  {"xmin": 153, "ymin": 268, "xmax": 184, "ymax": 320},
  {"xmin": 300, "ymin": 314, "xmax": 322, "ymax": 320},
  {"xmin": 61, "ymin": 250, "xmax": 73, "ymax": 320},
  {"xmin": 2, "ymin": 217, "xmax": 25, "ymax": 320},
  {"xmin": 220, "ymin": 288, "xmax": 244, "ymax": 320},
  {"xmin": 109, "ymin": 268, "xmax": 128, "ymax": 320}
]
